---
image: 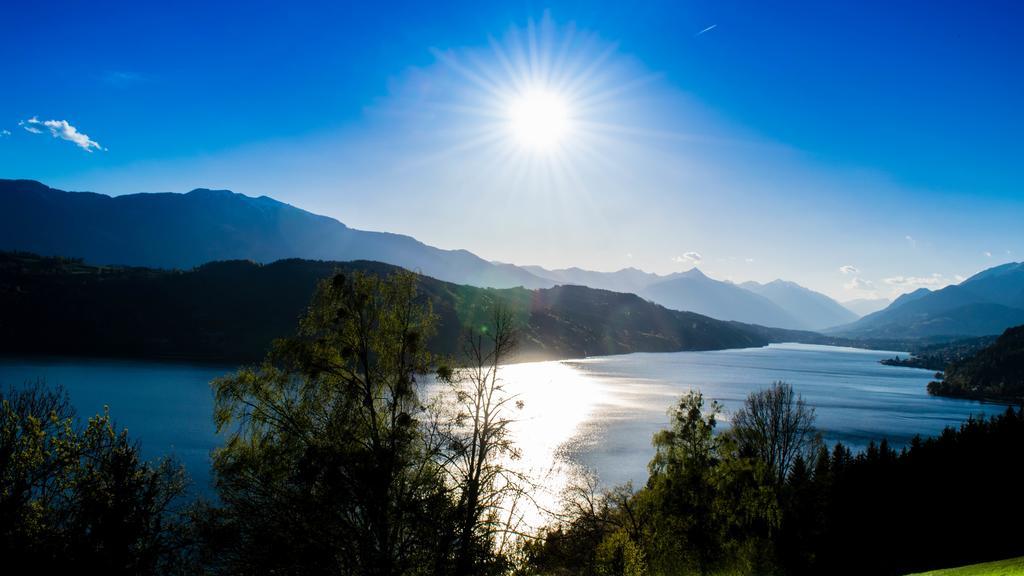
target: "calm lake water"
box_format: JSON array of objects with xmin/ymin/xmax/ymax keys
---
[{"xmin": 0, "ymin": 344, "xmax": 1007, "ymax": 526}]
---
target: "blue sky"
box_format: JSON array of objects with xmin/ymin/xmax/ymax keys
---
[{"xmin": 2, "ymin": 0, "xmax": 1022, "ymax": 300}]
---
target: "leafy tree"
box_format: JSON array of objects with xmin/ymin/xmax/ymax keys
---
[
  {"xmin": 0, "ymin": 382, "xmax": 187, "ymax": 574},
  {"xmin": 208, "ymin": 270, "xmax": 454, "ymax": 575},
  {"xmin": 643, "ymin": 392, "xmax": 736, "ymax": 574}
]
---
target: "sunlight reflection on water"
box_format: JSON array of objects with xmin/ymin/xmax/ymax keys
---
[{"xmin": 440, "ymin": 343, "xmax": 1008, "ymax": 530}]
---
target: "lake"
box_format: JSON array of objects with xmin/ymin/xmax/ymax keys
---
[{"xmin": 0, "ymin": 344, "xmax": 1008, "ymax": 527}]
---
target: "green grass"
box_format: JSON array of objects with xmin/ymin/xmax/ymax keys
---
[{"xmin": 908, "ymin": 556, "xmax": 1024, "ymax": 576}]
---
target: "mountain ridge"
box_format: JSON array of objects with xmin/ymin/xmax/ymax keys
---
[
  {"xmin": 739, "ymin": 278, "xmax": 858, "ymax": 329},
  {"xmin": 0, "ymin": 251, "xmax": 833, "ymax": 364},
  {"xmin": 0, "ymin": 179, "xmax": 866, "ymax": 331},
  {"xmin": 0, "ymin": 178, "xmax": 553, "ymax": 289},
  {"xmin": 831, "ymin": 264, "xmax": 1024, "ymax": 339}
]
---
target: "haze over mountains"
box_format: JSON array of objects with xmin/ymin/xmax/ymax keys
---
[
  {"xmin": 0, "ymin": 179, "xmax": 857, "ymax": 329},
  {"xmin": 5, "ymin": 179, "xmax": 1022, "ymax": 339},
  {"xmin": 523, "ymin": 265, "xmax": 854, "ymax": 330},
  {"xmin": 740, "ymin": 279, "xmax": 858, "ymax": 329},
  {"xmin": 0, "ymin": 179, "xmax": 551, "ymax": 289},
  {"xmin": 0, "ymin": 251, "xmax": 826, "ymax": 363},
  {"xmin": 841, "ymin": 298, "xmax": 892, "ymax": 317},
  {"xmin": 829, "ymin": 262, "xmax": 1024, "ymax": 339}
]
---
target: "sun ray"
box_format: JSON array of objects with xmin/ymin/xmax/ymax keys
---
[{"xmin": 411, "ymin": 13, "xmax": 661, "ymax": 224}]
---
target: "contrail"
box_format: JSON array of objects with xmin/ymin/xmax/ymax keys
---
[{"xmin": 696, "ymin": 24, "xmax": 717, "ymax": 37}]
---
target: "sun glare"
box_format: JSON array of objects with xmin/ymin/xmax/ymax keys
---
[
  {"xmin": 507, "ymin": 90, "xmax": 571, "ymax": 151},
  {"xmin": 431, "ymin": 16, "xmax": 635, "ymax": 177}
]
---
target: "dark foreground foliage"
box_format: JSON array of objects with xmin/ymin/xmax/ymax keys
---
[
  {"xmin": 526, "ymin": 391, "xmax": 1024, "ymax": 576},
  {"xmin": 196, "ymin": 270, "xmax": 528, "ymax": 575},
  {"xmin": 0, "ymin": 383, "xmax": 188, "ymax": 574}
]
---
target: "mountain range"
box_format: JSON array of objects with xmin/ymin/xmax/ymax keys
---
[
  {"xmin": 522, "ymin": 266, "xmax": 858, "ymax": 330},
  {"xmin": 0, "ymin": 179, "xmax": 864, "ymax": 331},
  {"xmin": 739, "ymin": 279, "xmax": 858, "ymax": 329},
  {"xmin": 830, "ymin": 262, "xmax": 1024, "ymax": 339},
  {"xmin": 0, "ymin": 251, "xmax": 830, "ymax": 363},
  {"xmin": 0, "ymin": 179, "xmax": 551, "ymax": 289},
  {"xmin": 4, "ymin": 179, "xmax": 1021, "ymax": 340}
]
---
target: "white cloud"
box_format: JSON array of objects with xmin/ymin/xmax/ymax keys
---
[
  {"xmin": 19, "ymin": 117, "xmax": 43, "ymax": 134},
  {"xmin": 879, "ymin": 272, "xmax": 971, "ymax": 296},
  {"xmin": 845, "ymin": 277, "xmax": 875, "ymax": 290},
  {"xmin": 744, "ymin": 257, "xmax": 755, "ymax": 263},
  {"xmin": 20, "ymin": 116, "xmax": 104, "ymax": 152},
  {"xmin": 672, "ymin": 251, "xmax": 703, "ymax": 264},
  {"xmin": 905, "ymin": 235, "xmax": 917, "ymax": 248},
  {"xmin": 839, "ymin": 264, "xmax": 859, "ymax": 275},
  {"xmin": 0, "ymin": 129, "xmax": 10, "ymax": 137},
  {"xmin": 983, "ymin": 251, "xmax": 993, "ymax": 258},
  {"xmin": 842, "ymin": 276, "xmax": 877, "ymax": 298},
  {"xmin": 625, "ymin": 252, "xmax": 633, "ymax": 259},
  {"xmin": 883, "ymin": 273, "xmax": 948, "ymax": 289}
]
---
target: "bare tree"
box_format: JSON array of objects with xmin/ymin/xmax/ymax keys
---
[
  {"xmin": 439, "ymin": 305, "xmax": 527, "ymax": 576},
  {"xmin": 730, "ymin": 381, "xmax": 819, "ymax": 485}
]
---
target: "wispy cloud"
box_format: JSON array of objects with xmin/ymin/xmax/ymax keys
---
[
  {"xmin": 882, "ymin": 273, "xmax": 949, "ymax": 290},
  {"xmin": 695, "ymin": 24, "xmax": 718, "ymax": 37},
  {"xmin": 845, "ymin": 277, "xmax": 875, "ymax": 290},
  {"xmin": 673, "ymin": 251, "xmax": 703, "ymax": 264},
  {"xmin": 0, "ymin": 129, "xmax": 10, "ymax": 137},
  {"xmin": 19, "ymin": 118, "xmax": 43, "ymax": 134},
  {"xmin": 20, "ymin": 117, "xmax": 104, "ymax": 152},
  {"xmin": 839, "ymin": 264, "xmax": 859, "ymax": 275},
  {"xmin": 905, "ymin": 235, "xmax": 917, "ymax": 248},
  {"xmin": 983, "ymin": 251, "xmax": 993, "ymax": 258},
  {"xmin": 103, "ymin": 70, "xmax": 150, "ymax": 86}
]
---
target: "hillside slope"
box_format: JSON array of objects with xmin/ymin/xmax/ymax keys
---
[
  {"xmin": 928, "ymin": 325, "xmax": 1024, "ymax": 402},
  {"xmin": 907, "ymin": 556, "xmax": 1024, "ymax": 576},
  {"xmin": 639, "ymin": 269, "xmax": 802, "ymax": 329},
  {"xmin": 0, "ymin": 179, "xmax": 550, "ymax": 289},
  {"xmin": 0, "ymin": 252, "xmax": 823, "ymax": 363},
  {"xmin": 1, "ymin": 180, "xmax": 877, "ymax": 330},
  {"xmin": 741, "ymin": 279, "xmax": 858, "ymax": 329},
  {"xmin": 831, "ymin": 263, "xmax": 1024, "ymax": 338}
]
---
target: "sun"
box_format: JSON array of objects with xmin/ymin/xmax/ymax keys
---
[{"xmin": 506, "ymin": 89, "xmax": 571, "ymax": 151}]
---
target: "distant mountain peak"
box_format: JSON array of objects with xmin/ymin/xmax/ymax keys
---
[
  {"xmin": 680, "ymin": 267, "xmax": 707, "ymax": 279},
  {"xmin": 891, "ymin": 287, "xmax": 932, "ymax": 306}
]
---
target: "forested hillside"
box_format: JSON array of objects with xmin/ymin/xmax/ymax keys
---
[
  {"xmin": 0, "ymin": 252, "xmax": 821, "ymax": 363},
  {"xmin": 928, "ymin": 325, "xmax": 1024, "ymax": 402}
]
